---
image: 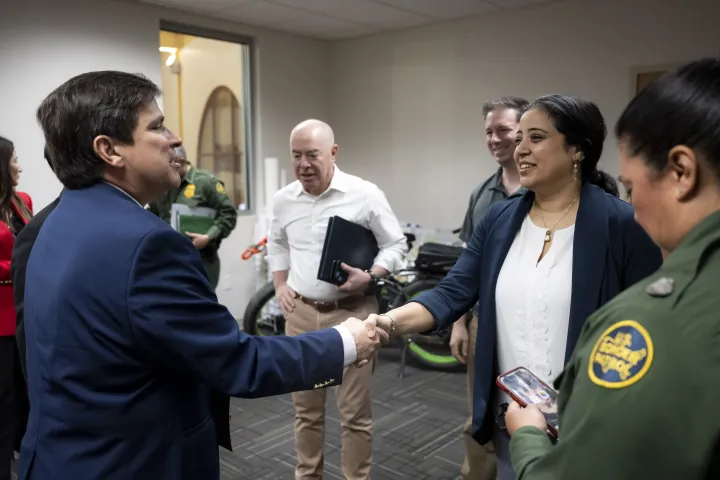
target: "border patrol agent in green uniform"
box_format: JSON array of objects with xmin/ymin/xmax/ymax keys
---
[
  {"xmin": 148, "ymin": 146, "xmax": 238, "ymax": 289},
  {"xmin": 505, "ymin": 58, "xmax": 720, "ymax": 479}
]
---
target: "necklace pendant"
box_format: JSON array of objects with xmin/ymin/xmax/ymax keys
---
[{"xmin": 544, "ymin": 230, "xmax": 552, "ymax": 243}]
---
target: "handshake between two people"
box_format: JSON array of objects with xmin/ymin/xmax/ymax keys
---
[{"xmin": 339, "ymin": 314, "xmax": 394, "ymax": 368}]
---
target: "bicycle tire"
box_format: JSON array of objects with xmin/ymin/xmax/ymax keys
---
[
  {"xmin": 242, "ymin": 281, "xmax": 285, "ymax": 336},
  {"xmin": 401, "ymin": 278, "xmax": 465, "ymax": 371}
]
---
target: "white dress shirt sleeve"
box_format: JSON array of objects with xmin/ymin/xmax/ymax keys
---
[
  {"xmin": 266, "ymin": 194, "xmax": 291, "ymax": 272},
  {"xmin": 367, "ymin": 185, "xmax": 408, "ymax": 273},
  {"xmin": 333, "ymin": 325, "xmax": 358, "ymax": 366}
]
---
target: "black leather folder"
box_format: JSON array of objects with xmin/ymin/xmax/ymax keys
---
[{"xmin": 317, "ymin": 216, "xmax": 379, "ymax": 286}]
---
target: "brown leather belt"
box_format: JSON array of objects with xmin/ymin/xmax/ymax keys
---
[{"xmin": 298, "ymin": 295, "xmax": 363, "ymax": 314}]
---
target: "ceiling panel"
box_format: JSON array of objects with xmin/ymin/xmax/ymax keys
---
[
  {"xmin": 140, "ymin": 0, "xmax": 573, "ymax": 40},
  {"xmin": 218, "ymin": 1, "xmax": 308, "ymax": 28},
  {"xmin": 270, "ymin": 0, "xmax": 429, "ymax": 28},
  {"xmin": 272, "ymin": 13, "xmax": 382, "ymax": 40},
  {"xmin": 373, "ymin": 0, "xmax": 499, "ymax": 20},
  {"xmin": 142, "ymin": 0, "xmax": 254, "ymax": 14},
  {"xmin": 486, "ymin": 0, "xmax": 556, "ymax": 8}
]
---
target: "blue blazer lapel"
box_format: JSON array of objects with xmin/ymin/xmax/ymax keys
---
[
  {"xmin": 485, "ymin": 193, "xmax": 534, "ymax": 286},
  {"xmin": 566, "ymin": 183, "xmax": 608, "ymax": 361}
]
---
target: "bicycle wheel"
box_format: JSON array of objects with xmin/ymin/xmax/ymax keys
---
[
  {"xmin": 401, "ymin": 278, "xmax": 464, "ymax": 371},
  {"xmin": 242, "ymin": 281, "xmax": 286, "ymax": 336}
]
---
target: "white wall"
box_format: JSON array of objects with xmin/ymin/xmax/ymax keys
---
[
  {"xmin": 0, "ymin": 0, "xmax": 332, "ymax": 319},
  {"xmin": 330, "ymin": 0, "xmax": 720, "ymax": 229}
]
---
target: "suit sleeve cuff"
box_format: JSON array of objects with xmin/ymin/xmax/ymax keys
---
[{"xmin": 333, "ymin": 325, "xmax": 357, "ymax": 366}]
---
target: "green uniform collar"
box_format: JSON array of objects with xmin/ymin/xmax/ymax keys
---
[
  {"xmin": 182, "ymin": 165, "xmax": 199, "ymax": 186},
  {"xmin": 663, "ymin": 209, "xmax": 720, "ymax": 273}
]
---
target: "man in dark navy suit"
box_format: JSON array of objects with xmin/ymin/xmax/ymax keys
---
[
  {"xmin": 19, "ymin": 71, "xmax": 386, "ymax": 480},
  {"xmin": 12, "ymin": 149, "xmax": 236, "ymax": 452}
]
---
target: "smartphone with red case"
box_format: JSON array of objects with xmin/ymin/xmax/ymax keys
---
[{"xmin": 496, "ymin": 366, "xmax": 559, "ymax": 439}]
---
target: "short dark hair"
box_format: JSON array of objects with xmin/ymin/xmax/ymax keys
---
[
  {"xmin": 615, "ymin": 58, "xmax": 720, "ymax": 178},
  {"xmin": 37, "ymin": 71, "xmax": 161, "ymax": 189},
  {"xmin": 482, "ymin": 96, "xmax": 530, "ymax": 121},
  {"xmin": 529, "ymin": 94, "xmax": 619, "ymax": 197},
  {"xmin": 43, "ymin": 144, "xmax": 55, "ymax": 172}
]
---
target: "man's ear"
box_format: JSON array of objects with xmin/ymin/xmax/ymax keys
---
[
  {"xmin": 667, "ymin": 145, "xmax": 698, "ymax": 201},
  {"xmin": 331, "ymin": 144, "xmax": 339, "ymax": 160},
  {"xmin": 93, "ymin": 135, "xmax": 124, "ymax": 168}
]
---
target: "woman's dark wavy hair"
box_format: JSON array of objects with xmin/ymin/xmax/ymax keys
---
[
  {"xmin": 615, "ymin": 58, "xmax": 720, "ymax": 176},
  {"xmin": 529, "ymin": 94, "xmax": 619, "ymax": 197},
  {"xmin": 0, "ymin": 136, "xmax": 31, "ymax": 229},
  {"xmin": 0, "ymin": 136, "xmax": 18, "ymax": 208}
]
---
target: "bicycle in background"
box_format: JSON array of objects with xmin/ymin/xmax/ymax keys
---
[{"xmin": 241, "ymin": 230, "xmax": 465, "ymax": 375}]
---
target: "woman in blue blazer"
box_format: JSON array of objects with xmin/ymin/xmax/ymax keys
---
[{"xmin": 368, "ymin": 95, "xmax": 662, "ymax": 480}]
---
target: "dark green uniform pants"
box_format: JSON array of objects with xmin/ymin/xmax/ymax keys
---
[{"xmin": 203, "ymin": 253, "xmax": 221, "ymax": 290}]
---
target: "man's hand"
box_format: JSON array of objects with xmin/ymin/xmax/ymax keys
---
[
  {"xmin": 362, "ymin": 313, "xmax": 393, "ymax": 336},
  {"xmin": 505, "ymin": 401, "xmax": 547, "ymax": 436},
  {"xmin": 185, "ymin": 232, "xmax": 210, "ymax": 250},
  {"xmin": 336, "ymin": 263, "xmax": 371, "ymax": 294},
  {"xmin": 341, "ymin": 316, "xmax": 389, "ymax": 367},
  {"xmin": 449, "ymin": 320, "xmax": 469, "ymax": 364},
  {"xmin": 276, "ymin": 283, "xmax": 297, "ymax": 316}
]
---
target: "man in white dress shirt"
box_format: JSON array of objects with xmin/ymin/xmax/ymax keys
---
[{"xmin": 267, "ymin": 119, "xmax": 408, "ymax": 480}]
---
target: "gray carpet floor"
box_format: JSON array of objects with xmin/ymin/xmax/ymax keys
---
[
  {"xmin": 219, "ymin": 348, "xmax": 468, "ymax": 479},
  {"xmin": 12, "ymin": 348, "xmax": 468, "ymax": 479}
]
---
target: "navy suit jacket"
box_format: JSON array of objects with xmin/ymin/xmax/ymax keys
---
[
  {"xmin": 414, "ymin": 183, "xmax": 662, "ymax": 444},
  {"xmin": 19, "ymin": 183, "xmax": 345, "ymax": 480}
]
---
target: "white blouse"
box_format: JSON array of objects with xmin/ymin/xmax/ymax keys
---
[{"xmin": 495, "ymin": 214, "xmax": 575, "ymax": 402}]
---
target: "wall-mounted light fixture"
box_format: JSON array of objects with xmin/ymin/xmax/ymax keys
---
[{"xmin": 159, "ymin": 46, "xmax": 178, "ymax": 66}]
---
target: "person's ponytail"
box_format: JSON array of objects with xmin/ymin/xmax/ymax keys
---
[{"xmin": 587, "ymin": 169, "xmax": 619, "ymax": 197}]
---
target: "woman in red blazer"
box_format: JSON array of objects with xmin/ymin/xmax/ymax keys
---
[{"xmin": 0, "ymin": 136, "xmax": 32, "ymax": 480}]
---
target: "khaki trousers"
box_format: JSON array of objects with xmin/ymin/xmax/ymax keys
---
[
  {"xmin": 285, "ymin": 296, "xmax": 378, "ymax": 480},
  {"xmin": 460, "ymin": 315, "xmax": 497, "ymax": 480}
]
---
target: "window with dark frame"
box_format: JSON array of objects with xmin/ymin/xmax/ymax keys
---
[{"xmin": 159, "ymin": 21, "xmax": 254, "ymax": 213}]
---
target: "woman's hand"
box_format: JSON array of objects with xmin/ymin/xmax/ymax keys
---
[
  {"xmin": 505, "ymin": 401, "xmax": 547, "ymax": 436},
  {"xmin": 449, "ymin": 320, "xmax": 469, "ymax": 364}
]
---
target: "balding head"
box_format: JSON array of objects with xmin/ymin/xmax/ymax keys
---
[{"xmin": 290, "ymin": 119, "xmax": 338, "ymax": 196}]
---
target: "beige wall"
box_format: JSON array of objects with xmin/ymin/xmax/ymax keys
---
[
  {"xmin": 4, "ymin": 0, "xmax": 715, "ymax": 316},
  {"xmin": 173, "ymin": 36, "xmax": 244, "ymax": 173},
  {"xmin": 0, "ymin": 0, "xmax": 332, "ymax": 319},
  {"xmin": 329, "ymin": 0, "xmax": 720, "ymax": 229}
]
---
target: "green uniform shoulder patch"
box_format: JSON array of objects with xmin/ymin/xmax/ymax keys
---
[
  {"xmin": 183, "ymin": 183, "xmax": 196, "ymax": 198},
  {"xmin": 588, "ymin": 320, "xmax": 653, "ymax": 389},
  {"xmin": 216, "ymin": 181, "xmax": 225, "ymax": 194}
]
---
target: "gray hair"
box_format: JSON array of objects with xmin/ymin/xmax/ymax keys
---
[{"xmin": 175, "ymin": 146, "xmax": 186, "ymax": 158}]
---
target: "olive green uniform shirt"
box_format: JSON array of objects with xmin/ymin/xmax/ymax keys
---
[
  {"xmin": 148, "ymin": 166, "xmax": 238, "ymax": 253},
  {"xmin": 510, "ymin": 210, "xmax": 720, "ymax": 480}
]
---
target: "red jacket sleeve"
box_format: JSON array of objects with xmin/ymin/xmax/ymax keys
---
[
  {"xmin": 0, "ymin": 192, "xmax": 33, "ymax": 280},
  {"xmin": 17, "ymin": 192, "xmax": 33, "ymax": 214}
]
